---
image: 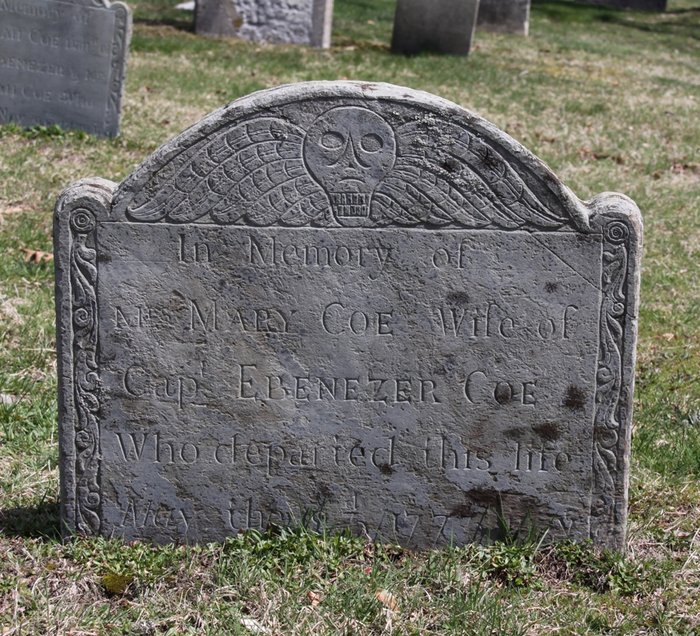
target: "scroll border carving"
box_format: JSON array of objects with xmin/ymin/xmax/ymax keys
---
[
  {"xmin": 590, "ymin": 218, "xmax": 633, "ymax": 547},
  {"xmin": 69, "ymin": 207, "xmax": 101, "ymax": 534},
  {"xmin": 56, "ymin": 178, "xmax": 115, "ymax": 537}
]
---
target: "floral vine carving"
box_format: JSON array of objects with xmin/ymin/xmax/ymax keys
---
[
  {"xmin": 590, "ymin": 220, "xmax": 630, "ymax": 541},
  {"xmin": 70, "ymin": 208, "xmax": 101, "ymax": 534}
]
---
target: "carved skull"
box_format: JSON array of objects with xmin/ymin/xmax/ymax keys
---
[{"xmin": 304, "ymin": 107, "xmax": 396, "ymax": 226}]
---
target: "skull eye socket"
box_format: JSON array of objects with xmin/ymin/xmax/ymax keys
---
[
  {"xmin": 320, "ymin": 131, "xmax": 345, "ymax": 150},
  {"xmin": 360, "ymin": 133, "xmax": 384, "ymax": 153}
]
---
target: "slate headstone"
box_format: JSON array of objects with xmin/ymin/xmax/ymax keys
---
[
  {"xmin": 195, "ymin": 0, "xmax": 334, "ymax": 48},
  {"xmin": 577, "ymin": 0, "xmax": 666, "ymax": 9},
  {"xmin": 391, "ymin": 0, "xmax": 480, "ymax": 56},
  {"xmin": 0, "ymin": 0, "xmax": 132, "ymax": 137},
  {"xmin": 55, "ymin": 82, "xmax": 642, "ymax": 549},
  {"xmin": 477, "ymin": 0, "xmax": 530, "ymax": 36}
]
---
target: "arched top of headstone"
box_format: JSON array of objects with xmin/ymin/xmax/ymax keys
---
[{"xmin": 113, "ymin": 82, "xmax": 591, "ymax": 231}]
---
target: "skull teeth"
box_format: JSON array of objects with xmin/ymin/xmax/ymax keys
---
[{"xmin": 330, "ymin": 192, "xmax": 370, "ymax": 217}]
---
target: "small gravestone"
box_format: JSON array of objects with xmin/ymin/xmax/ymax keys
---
[
  {"xmin": 477, "ymin": 0, "xmax": 530, "ymax": 36},
  {"xmin": 0, "ymin": 0, "xmax": 132, "ymax": 137},
  {"xmin": 577, "ymin": 0, "xmax": 666, "ymax": 9},
  {"xmin": 195, "ymin": 0, "xmax": 334, "ymax": 48},
  {"xmin": 391, "ymin": 0, "xmax": 480, "ymax": 56},
  {"xmin": 55, "ymin": 82, "xmax": 642, "ymax": 549}
]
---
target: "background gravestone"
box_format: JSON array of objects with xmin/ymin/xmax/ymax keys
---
[
  {"xmin": 195, "ymin": 0, "xmax": 334, "ymax": 48},
  {"xmin": 0, "ymin": 0, "xmax": 131, "ymax": 137},
  {"xmin": 55, "ymin": 81, "xmax": 642, "ymax": 549},
  {"xmin": 576, "ymin": 0, "xmax": 666, "ymax": 9},
  {"xmin": 391, "ymin": 0, "xmax": 480, "ymax": 56},
  {"xmin": 477, "ymin": 0, "xmax": 530, "ymax": 36}
]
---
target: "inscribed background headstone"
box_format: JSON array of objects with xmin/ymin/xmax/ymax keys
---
[
  {"xmin": 0, "ymin": 0, "xmax": 131, "ymax": 137},
  {"xmin": 391, "ymin": 0, "xmax": 480, "ymax": 56},
  {"xmin": 477, "ymin": 0, "xmax": 530, "ymax": 36},
  {"xmin": 55, "ymin": 82, "xmax": 642, "ymax": 549},
  {"xmin": 195, "ymin": 0, "xmax": 334, "ymax": 48}
]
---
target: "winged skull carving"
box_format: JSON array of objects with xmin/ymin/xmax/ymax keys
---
[{"xmin": 126, "ymin": 106, "xmax": 568, "ymax": 229}]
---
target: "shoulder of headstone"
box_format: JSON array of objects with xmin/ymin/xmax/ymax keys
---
[
  {"xmin": 587, "ymin": 192, "xmax": 643, "ymax": 238},
  {"xmin": 54, "ymin": 177, "xmax": 118, "ymax": 225}
]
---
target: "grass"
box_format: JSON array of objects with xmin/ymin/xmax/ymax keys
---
[{"xmin": 1, "ymin": 0, "xmax": 700, "ymax": 633}]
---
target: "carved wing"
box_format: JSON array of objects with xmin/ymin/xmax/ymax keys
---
[
  {"xmin": 371, "ymin": 120, "xmax": 568, "ymax": 229},
  {"xmin": 126, "ymin": 118, "xmax": 329, "ymax": 226}
]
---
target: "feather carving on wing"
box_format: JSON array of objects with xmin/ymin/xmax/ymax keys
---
[
  {"xmin": 126, "ymin": 118, "xmax": 330, "ymax": 226},
  {"xmin": 371, "ymin": 120, "xmax": 568, "ymax": 229}
]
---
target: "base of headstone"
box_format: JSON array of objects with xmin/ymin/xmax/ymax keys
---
[
  {"xmin": 195, "ymin": 0, "xmax": 334, "ymax": 48},
  {"xmin": 391, "ymin": 0, "xmax": 480, "ymax": 56},
  {"xmin": 477, "ymin": 0, "xmax": 530, "ymax": 36}
]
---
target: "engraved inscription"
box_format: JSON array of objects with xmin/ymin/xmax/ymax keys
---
[
  {"xmin": 92, "ymin": 224, "xmax": 607, "ymax": 546},
  {"xmin": 249, "ymin": 235, "xmax": 392, "ymax": 277}
]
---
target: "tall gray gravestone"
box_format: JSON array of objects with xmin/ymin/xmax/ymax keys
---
[
  {"xmin": 577, "ymin": 0, "xmax": 666, "ymax": 9},
  {"xmin": 195, "ymin": 0, "xmax": 334, "ymax": 48},
  {"xmin": 0, "ymin": 0, "xmax": 132, "ymax": 137},
  {"xmin": 391, "ymin": 0, "xmax": 480, "ymax": 56},
  {"xmin": 55, "ymin": 82, "xmax": 642, "ymax": 549},
  {"xmin": 477, "ymin": 0, "xmax": 530, "ymax": 36}
]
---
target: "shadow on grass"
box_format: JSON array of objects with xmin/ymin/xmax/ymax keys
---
[
  {"xmin": 0, "ymin": 501, "xmax": 61, "ymax": 539},
  {"xmin": 131, "ymin": 0, "xmax": 195, "ymax": 31},
  {"xmin": 533, "ymin": 0, "xmax": 623, "ymax": 22},
  {"xmin": 606, "ymin": 13, "xmax": 700, "ymax": 40},
  {"xmin": 135, "ymin": 16, "xmax": 195, "ymax": 32},
  {"xmin": 534, "ymin": 0, "xmax": 700, "ymax": 41}
]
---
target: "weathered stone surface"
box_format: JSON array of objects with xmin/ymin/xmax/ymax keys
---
[
  {"xmin": 0, "ymin": 0, "xmax": 131, "ymax": 137},
  {"xmin": 195, "ymin": 0, "xmax": 333, "ymax": 48},
  {"xmin": 477, "ymin": 0, "xmax": 530, "ymax": 36},
  {"xmin": 577, "ymin": 0, "xmax": 666, "ymax": 9},
  {"xmin": 391, "ymin": 0, "xmax": 480, "ymax": 55},
  {"xmin": 55, "ymin": 82, "xmax": 642, "ymax": 549}
]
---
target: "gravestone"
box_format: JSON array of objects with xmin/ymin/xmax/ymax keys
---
[
  {"xmin": 477, "ymin": 0, "xmax": 530, "ymax": 36},
  {"xmin": 0, "ymin": 0, "xmax": 132, "ymax": 137},
  {"xmin": 55, "ymin": 81, "xmax": 642, "ymax": 549},
  {"xmin": 577, "ymin": 0, "xmax": 666, "ymax": 9},
  {"xmin": 391, "ymin": 0, "xmax": 480, "ymax": 56},
  {"xmin": 195, "ymin": 0, "xmax": 334, "ymax": 48}
]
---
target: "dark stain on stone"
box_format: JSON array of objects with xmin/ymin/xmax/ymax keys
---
[
  {"xmin": 532, "ymin": 421, "xmax": 560, "ymax": 441},
  {"xmin": 494, "ymin": 383, "xmax": 512, "ymax": 405},
  {"xmin": 482, "ymin": 149, "xmax": 502, "ymax": 170},
  {"xmin": 563, "ymin": 385, "xmax": 586, "ymax": 411},
  {"xmin": 447, "ymin": 291, "xmax": 470, "ymax": 305},
  {"xmin": 316, "ymin": 483, "xmax": 333, "ymax": 500},
  {"xmin": 378, "ymin": 463, "xmax": 393, "ymax": 476},
  {"xmin": 502, "ymin": 427, "xmax": 522, "ymax": 439},
  {"xmin": 545, "ymin": 281, "xmax": 558, "ymax": 293},
  {"xmin": 465, "ymin": 488, "xmax": 499, "ymax": 507},
  {"xmin": 450, "ymin": 502, "xmax": 473, "ymax": 518},
  {"xmin": 442, "ymin": 157, "xmax": 460, "ymax": 173}
]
